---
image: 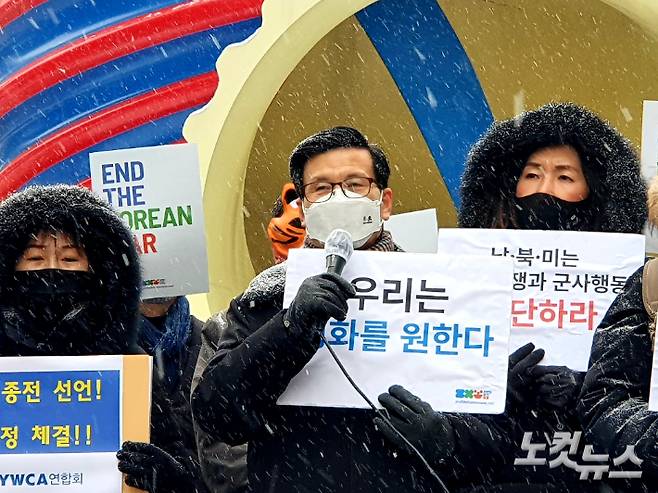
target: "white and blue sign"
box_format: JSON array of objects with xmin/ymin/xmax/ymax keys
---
[
  {"xmin": 0, "ymin": 355, "xmax": 151, "ymax": 493},
  {"xmin": 0, "ymin": 370, "xmax": 120, "ymax": 455},
  {"xmin": 280, "ymin": 250, "xmax": 513, "ymax": 414}
]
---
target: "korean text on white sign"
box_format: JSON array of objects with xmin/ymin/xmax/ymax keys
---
[
  {"xmin": 278, "ymin": 249, "xmax": 513, "ymax": 414},
  {"xmin": 90, "ymin": 143, "xmax": 209, "ymax": 298},
  {"xmin": 437, "ymin": 229, "xmax": 645, "ymax": 370},
  {"xmin": 0, "ymin": 355, "xmax": 151, "ymax": 493}
]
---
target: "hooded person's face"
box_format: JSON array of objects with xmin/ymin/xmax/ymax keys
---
[
  {"xmin": 2, "ymin": 231, "xmax": 97, "ymax": 355},
  {"xmin": 512, "ymin": 145, "xmax": 595, "ymax": 231},
  {"xmin": 515, "ymin": 145, "xmax": 589, "ymax": 202},
  {"xmin": 16, "ymin": 232, "xmax": 89, "ymax": 272}
]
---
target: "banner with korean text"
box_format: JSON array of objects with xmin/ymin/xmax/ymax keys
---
[
  {"xmin": 278, "ymin": 250, "xmax": 513, "ymax": 413},
  {"xmin": 90, "ymin": 144, "xmax": 209, "ymax": 299},
  {"xmin": 437, "ymin": 229, "xmax": 645, "ymax": 370},
  {"xmin": 0, "ymin": 355, "xmax": 151, "ymax": 492}
]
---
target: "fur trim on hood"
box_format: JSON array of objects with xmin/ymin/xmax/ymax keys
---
[
  {"xmin": 459, "ymin": 102, "xmax": 647, "ymax": 234},
  {"xmin": 0, "ymin": 185, "xmax": 141, "ymax": 355}
]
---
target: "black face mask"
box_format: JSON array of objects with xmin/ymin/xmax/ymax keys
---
[
  {"xmin": 514, "ymin": 193, "xmax": 596, "ymax": 231},
  {"xmin": 1, "ymin": 269, "xmax": 97, "ymax": 354}
]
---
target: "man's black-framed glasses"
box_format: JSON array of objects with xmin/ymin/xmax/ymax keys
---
[{"xmin": 303, "ymin": 177, "xmax": 378, "ymax": 203}]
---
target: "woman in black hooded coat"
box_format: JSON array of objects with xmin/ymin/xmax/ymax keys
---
[
  {"xmin": 378, "ymin": 103, "xmax": 647, "ymax": 492},
  {"xmin": 459, "ymin": 102, "xmax": 647, "ymax": 491},
  {"xmin": 0, "ymin": 185, "xmax": 207, "ymax": 493}
]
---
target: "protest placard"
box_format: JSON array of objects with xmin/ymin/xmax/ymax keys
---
[
  {"xmin": 90, "ymin": 144, "xmax": 209, "ymax": 298},
  {"xmin": 384, "ymin": 209, "xmax": 438, "ymax": 253},
  {"xmin": 278, "ymin": 250, "xmax": 513, "ymax": 413},
  {"xmin": 437, "ymin": 229, "xmax": 645, "ymax": 370},
  {"xmin": 0, "ymin": 355, "xmax": 151, "ymax": 493}
]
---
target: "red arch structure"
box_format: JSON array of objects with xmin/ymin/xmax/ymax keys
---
[{"xmin": 0, "ymin": 0, "xmax": 263, "ymax": 198}]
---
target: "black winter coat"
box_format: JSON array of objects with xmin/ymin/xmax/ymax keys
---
[
  {"xmin": 149, "ymin": 315, "xmax": 207, "ymax": 491},
  {"xmin": 579, "ymin": 267, "xmax": 658, "ymax": 493},
  {"xmin": 192, "ymin": 262, "xmax": 441, "ymax": 493}
]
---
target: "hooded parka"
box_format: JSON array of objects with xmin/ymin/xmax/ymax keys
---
[
  {"xmin": 578, "ymin": 177, "xmax": 658, "ymax": 493},
  {"xmin": 460, "ymin": 102, "xmax": 646, "ymax": 234},
  {"xmin": 458, "ymin": 103, "xmax": 647, "ymax": 492},
  {"xmin": 0, "ymin": 185, "xmax": 207, "ymax": 493}
]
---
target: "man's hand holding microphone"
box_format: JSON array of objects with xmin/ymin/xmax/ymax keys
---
[{"xmin": 283, "ymin": 230, "xmax": 356, "ymax": 337}]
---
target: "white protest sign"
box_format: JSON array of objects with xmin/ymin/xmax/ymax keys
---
[
  {"xmin": 384, "ymin": 209, "xmax": 438, "ymax": 253},
  {"xmin": 90, "ymin": 144, "xmax": 209, "ymax": 298},
  {"xmin": 641, "ymin": 100, "xmax": 658, "ymax": 255},
  {"xmin": 437, "ymin": 229, "xmax": 645, "ymax": 370},
  {"xmin": 278, "ymin": 249, "xmax": 513, "ymax": 413},
  {"xmin": 0, "ymin": 355, "xmax": 151, "ymax": 493}
]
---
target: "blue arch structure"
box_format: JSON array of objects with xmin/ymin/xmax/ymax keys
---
[{"xmin": 357, "ymin": 0, "xmax": 494, "ymax": 206}]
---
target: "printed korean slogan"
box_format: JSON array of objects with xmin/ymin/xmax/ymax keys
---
[
  {"xmin": 278, "ymin": 250, "xmax": 513, "ymax": 414},
  {"xmin": 437, "ymin": 229, "xmax": 645, "ymax": 370},
  {"xmin": 0, "ymin": 355, "xmax": 151, "ymax": 492},
  {"xmin": 90, "ymin": 144, "xmax": 209, "ymax": 298}
]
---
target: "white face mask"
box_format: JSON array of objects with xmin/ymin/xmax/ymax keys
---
[{"xmin": 302, "ymin": 190, "xmax": 383, "ymax": 248}]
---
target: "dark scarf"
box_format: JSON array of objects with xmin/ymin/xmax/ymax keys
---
[
  {"xmin": 0, "ymin": 269, "xmax": 107, "ymax": 356},
  {"xmin": 303, "ymin": 229, "xmax": 402, "ymax": 252},
  {"xmin": 139, "ymin": 297, "xmax": 192, "ymax": 391}
]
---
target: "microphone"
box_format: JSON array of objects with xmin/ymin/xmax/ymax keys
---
[{"xmin": 325, "ymin": 229, "xmax": 353, "ymax": 276}]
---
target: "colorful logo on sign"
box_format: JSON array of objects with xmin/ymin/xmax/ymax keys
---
[{"xmin": 455, "ymin": 388, "xmax": 492, "ymax": 400}]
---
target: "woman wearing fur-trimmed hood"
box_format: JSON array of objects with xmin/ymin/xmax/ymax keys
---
[
  {"xmin": 458, "ymin": 102, "xmax": 648, "ymax": 492},
  {"xmin": 459, "ymin": 102, "xmax": 647, "ymax": 233},
  {"xmin": 579, "ymin": 176, "xmax": 658, "ymax": 492},
  {"xmin": 0, "ymin": 185, "xmax": 141, "ymax": 356}
]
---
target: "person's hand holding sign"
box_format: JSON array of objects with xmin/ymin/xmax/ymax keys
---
[
  {"xmin": 284, "ymin": 272, "xmax": 356, "ymax": 337},
  {"xmin": 530, "ymin": 365, "xmax": 584, "ymax": 408},
  {"xmin": 507, "ymin": 342, "xmax": 545, "ymax": 407}
]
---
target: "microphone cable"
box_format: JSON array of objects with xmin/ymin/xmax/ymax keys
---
[{"xmin": 319, "ymin": 331, "xmax": 451, "ymax": 493}]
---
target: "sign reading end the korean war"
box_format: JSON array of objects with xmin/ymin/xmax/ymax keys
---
[
  {"xmin": 278, "ymin": 250, "xmax": 513, "ymax": 414},
  {"xmin": 438, "ymin": 229, "xmax": 645, "ymax": 370},
  {"xmin": 0, "ymin": 355, "xmax": 151, "ymax": 492},
  {"xmin": 89, "ymin": 144, "xmax": 209, "ymax": 299}
]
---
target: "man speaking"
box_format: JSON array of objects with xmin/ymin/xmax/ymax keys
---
[{"xmin": 190, "ymin": 127, "xmax": 435, "ymax": 492}]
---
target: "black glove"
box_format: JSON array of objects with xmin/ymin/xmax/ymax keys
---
[
  {"xmin": 529, "ymin": 365, "xmax": 584, "ymax": 408},
  {"xmin": 117, "ymin": 441, "xmax": 197, "ymax": 493},
  {"xmin": 284, "ymin": 272, "xmax": 355, "ymax": 336},
  {"xmin": 375, "ymin": 385, "xmax": 455, "ymax": 466},
  {"xmin": 507, "ymin": 343, "xmax": 545, "ymax": 406}
]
